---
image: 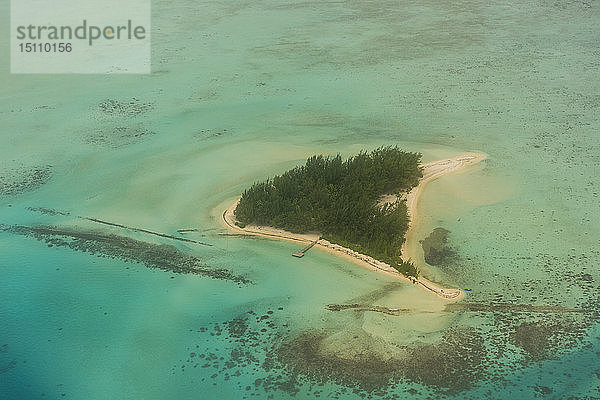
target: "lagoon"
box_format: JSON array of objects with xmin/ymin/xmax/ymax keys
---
[{"xmin": 1, "ymin": 0, "xmax": 599, "ymax": 398}]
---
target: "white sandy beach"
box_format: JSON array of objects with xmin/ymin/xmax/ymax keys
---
[{"xmin": 221, "ymin": 153, "xmax": 486, "ymax": 300}]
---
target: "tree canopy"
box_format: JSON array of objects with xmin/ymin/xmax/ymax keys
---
[{"xmin": 234, "ymin": 146, "xmax": 422, "ymax": 276}]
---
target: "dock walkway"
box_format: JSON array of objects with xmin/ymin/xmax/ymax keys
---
[{"xmin": 292, "ymin": 238, "xmax": 320, "ymax": 258}]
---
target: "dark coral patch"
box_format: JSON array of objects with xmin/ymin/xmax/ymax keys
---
[
  {"xmin": 0, "ymin": 165, "xmax": 52, "ymax": 196},
  {"xmin": 510, "ymin": 317, "xmax": 589, "ymax": 362},
  {"xmin": 97, "ymin": 98, "xmax": 154, "ymax": 117},
  {"xmin": 4, "ymin": 225, "xmax": 250, "ymax": 285},
  {"xmin": 420, "ymin": 227, "xmax": 456, "ymax": 266},
  {"xmin": 276, "ymin": 326, "xmax": 488, "ymax": 394}
]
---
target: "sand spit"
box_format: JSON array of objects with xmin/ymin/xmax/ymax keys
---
[{"xmin": 401, "ymin": 153, "xmax": 487, "ymax": 263}]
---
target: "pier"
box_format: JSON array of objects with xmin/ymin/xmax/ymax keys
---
[{"xmin": 292, "ymin": 238, "xmax": 320, "ymax": 258}]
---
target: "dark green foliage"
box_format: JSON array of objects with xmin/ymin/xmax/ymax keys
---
[
  {"xmin": 235, "ymin": 146, "xmax": 422, "ymax": 276},
  {"xmin": 395, "ymin": 259, "xmax": 419, "ymax": 278}
]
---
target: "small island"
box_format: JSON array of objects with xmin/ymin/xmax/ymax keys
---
[
  {"xmin": 222, "ymin": 147, "xmax": 486, "ymax": 299},
  {"xmin": 234, "ymin": 146, "xmax": 421, "ymax": 276}
]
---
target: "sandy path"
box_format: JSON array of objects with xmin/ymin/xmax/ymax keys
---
[{"xmin": 221, "ymin": 153, "xmax": 486, "ymax": 300}]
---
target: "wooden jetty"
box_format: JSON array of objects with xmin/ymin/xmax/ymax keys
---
[{"xmin": 292, "ymin": 238, "xmax": 320, "ymax": 258}]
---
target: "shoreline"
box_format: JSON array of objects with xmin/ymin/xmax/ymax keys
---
[
  {"xmin": 400, "ymin": 153, "xmax": 487, "ymax": 264},
  {"xmin": 221, "ymin": 153, "xmax": 486, "ymax": 301}
]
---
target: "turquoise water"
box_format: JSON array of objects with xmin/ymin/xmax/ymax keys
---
[{"xmin": 2, "ymin": 0, "xmax": 600, "ymax": 398}]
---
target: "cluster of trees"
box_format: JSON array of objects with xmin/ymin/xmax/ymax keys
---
[{"xmin": 234, "ymin": 146, "xmax": 423, "ymax": 277}]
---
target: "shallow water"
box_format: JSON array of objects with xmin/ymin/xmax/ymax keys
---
[{"xmin": 2, "ymin": 0, "xmax": 600, "ymax": 398}]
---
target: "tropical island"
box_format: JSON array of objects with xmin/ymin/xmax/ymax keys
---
[
  {"xmin": 222, "ymin": 146, "xmax": 486, "ymax": 299},
  {"xmin": 234, "ymin": 146, "xmax": 421, "ymax": 275}
]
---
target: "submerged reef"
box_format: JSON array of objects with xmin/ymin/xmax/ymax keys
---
[
  {"xmin": 325, "ymin": 303, "xmax": 410, "ymax": 316},
  {"xmin": 97, "ymin": 98, "xmax": 155, "ymax": 117},
  {"xmin": 420, "ymin": 227, "xmax": 456, "ymax": 266},
  {"xmin": 4, "ymin": 225, "xmax": 250, "ymax": 285},
  {"xmin": 0, "ymin": 165, "xmax": 52, "ymax": 196},
  {"xmin": 177, "ymin": 279, "xmax": 600, "ymax": 398},
  {"xmin": 84, "ymin": 98, "xmax": 156, "ymax": 147},
  {"xmin": 84, "ymin": 124, "xmax": 156, "ymax": 147},
  {"xmin": 508, "ymin": 315, "xmax": 592, "ymax": 363},
  {"xmin": 26, "ymin": 206, "xmax": 70, "ymax": 216},
  {"xmin": 276, "ymin": 326, "xmax": 488, "ymax": 394},
  {"xmin": 183, "ymin": 308, "xmax": 490, "ymax": 397},
  {"xmin": 194, "ymin": 128, "xmax": 232, "ymax": 140}
]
